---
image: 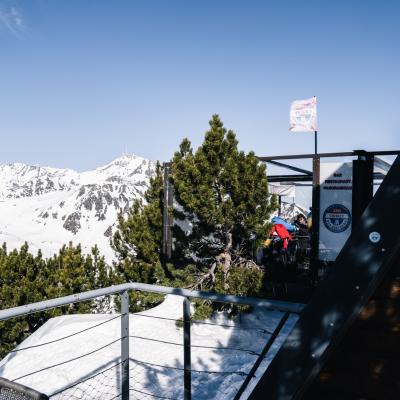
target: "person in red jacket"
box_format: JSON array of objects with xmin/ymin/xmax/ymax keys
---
[{"xmin": 270, "ymin": 223, "xmax": 292, "ymax": 250}]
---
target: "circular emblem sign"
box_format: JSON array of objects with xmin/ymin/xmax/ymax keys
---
[
  {"xmin": 323, "ymin": 204, "xmax": 351, "ymax": 233},
  {"xmin": 369, "ymin": 231, "xmax": 381, "ymax": 243}
]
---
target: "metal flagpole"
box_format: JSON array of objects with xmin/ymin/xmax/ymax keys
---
[
  {"xmin": 314, "ymin": 95, "xmax": 317, "ymax": 155},
  {"xmin": 314, "ymin": 130, "xmax": 318, "ymax": 155}
]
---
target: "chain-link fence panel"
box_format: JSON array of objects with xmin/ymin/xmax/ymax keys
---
[{"xmin": 49, "ymin": 363, "xmax": 122, "ymax": 400}]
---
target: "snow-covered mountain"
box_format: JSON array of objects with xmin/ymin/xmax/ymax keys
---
[
  {"xmin": 0, "ymin": 154, "xmax": 155, "ymax": 261},
  {"xmin": 278, "ymin": 201, "xmax": 310, "ymax": 222}
]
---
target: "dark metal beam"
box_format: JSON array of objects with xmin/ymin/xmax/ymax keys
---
[
  {"xmin": 268, "ymin": 175, "xmax": 312, "ymax": 183},
  {"xmin": 267, "ymin": 172, "xmax": 386, "ymax": 183},
  {"xmin": 288, "ymin": 183, "xmax": 313, "ymax": 187},
  {"xmin": 259, "ymin": 152, "xmax": 354, "ymax": 161},
  {"xmin": 248, "ymin": 154, "xmax": 400, "ymax": 400},
  {"xmin": 265, "ymin": 160, "xmax": 312, "ymax": 176},
  {"xmin": 373, "ymin": 172, "xmax": 387, "ymax": 180},
  {"xmin": 370, "ymin": 150, "xmax": 400, "ymax": 156},
  {"xmin": 258, "ymin": 150, "xmax": 400, "ymax": 162}
]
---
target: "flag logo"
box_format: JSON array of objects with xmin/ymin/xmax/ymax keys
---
[{"xmin": 289, "ymin": 96, "xmax": 317, "ymax": 132}]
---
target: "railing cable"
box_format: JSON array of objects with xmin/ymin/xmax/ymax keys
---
[
  {"xmin": 12, "ymin": 338, "xmax": 121, "ymax": 382},
  {"xmin": 130, "ymin": 357, "xmax": 248, "ymax": 376},
  {"xmin": 128, "ymin": 334, "xmax": 260, "ymax": 355},
  {"xmin": 132, "ymin": 313, "xmax": 273, "ymax": 334},
  {"xmin": 10, "ymin": 315, "xmax": 121, "ymax": 353}
]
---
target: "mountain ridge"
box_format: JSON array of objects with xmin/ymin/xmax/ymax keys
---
[{"xmin": 0, "ymin": 154, "xmax": 155, "ymax": 261}]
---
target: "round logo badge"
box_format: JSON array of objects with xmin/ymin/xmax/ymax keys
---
[
  {"xmin": 323, "ymin": 204, "xmax": 351, "ymax": 233},
  {"xmin": 369, "ymin": 231, "xmax": 381, "ymax": 243}
]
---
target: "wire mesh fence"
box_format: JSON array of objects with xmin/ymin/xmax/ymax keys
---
[{"xmin": 50, "ymin": 363, "xmax": 122, "ymax": 400}]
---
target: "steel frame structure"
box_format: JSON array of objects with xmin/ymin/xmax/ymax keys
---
[
  {"xmin": 258, "ymin": 149, "xmax": 400, "ymax": 282},
  {"xmin": 248, "ymin": 153, "xmax": 400, "ymax": 399}
]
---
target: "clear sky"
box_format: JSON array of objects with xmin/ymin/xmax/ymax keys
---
[{"xmin": 1, "ymin": 0, "xmax": 399, "ymax": 171}]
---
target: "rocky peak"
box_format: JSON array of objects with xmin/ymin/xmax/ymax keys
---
[{"xmin": 0, "ymin": 154, "xmax": 157, "ymax": 260}]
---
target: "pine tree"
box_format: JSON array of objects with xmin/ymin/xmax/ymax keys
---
[
  {"xmin": 112, "ymin": 115, "xmax": 277, "ymax": 307},
  {"xmin": 46, "ymin": 243, "xmax": 114, "ymax": 314},
  {"xmin": 0, "ymin": 243, "xmax": 52, "ymax": 358},
  {"xmin": 0, "ymin": 242, "xmax": 114, "ymax": 358},
  {"xmin": 171, "ymin": 115, "xmax": 277, "ymax": 293},
  {"xmin": 111, "ymin": 162, "xmax": 166, "ymax": 311}
]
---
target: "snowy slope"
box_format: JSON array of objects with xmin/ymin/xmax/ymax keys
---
[
  {"xmin": 277, "ymin": 201, "xmax": 310, "ymax": 222},
  {"xmin": 0, "ymin": 295, "xmax": 298, "ymax": 399},
  {"xmin": 0, "ymin": 155, "xmax": 155, "ymax": 261}
]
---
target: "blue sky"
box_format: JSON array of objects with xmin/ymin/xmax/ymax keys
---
[{"xmin": 0, "ymin": 0, "xmax": 399, "ymax": 171}]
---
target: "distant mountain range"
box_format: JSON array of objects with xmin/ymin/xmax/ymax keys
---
[
  {"xmin": 0, "ymin": 155, "xmax": 309, "ymax": 262},
  {"xmin": 0, "ymin": 154, "xmax": 155, "ymax": 261}
]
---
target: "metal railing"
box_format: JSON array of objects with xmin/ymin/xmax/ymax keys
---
[{"xmin": 0, "ymin": 283, "xmax": 304, "ymax": 400}]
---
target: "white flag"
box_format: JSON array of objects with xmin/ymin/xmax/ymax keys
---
[{"xmin": 289, "ymin": 97, "xmax": 317, "ymax": 132}]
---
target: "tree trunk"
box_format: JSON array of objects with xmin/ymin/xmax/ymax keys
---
[{"xmin": 218, "ymin": 232, "xmax": 232, "ymax": 290}]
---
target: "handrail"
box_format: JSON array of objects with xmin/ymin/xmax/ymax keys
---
[{"xmin": 0, "ymin": 282, "xmax": 305, "ymax": 321}]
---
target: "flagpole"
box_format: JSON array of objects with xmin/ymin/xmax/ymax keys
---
[{"xmin": 314, "ymin": 130, "xmax": 318, "ymax": 155}]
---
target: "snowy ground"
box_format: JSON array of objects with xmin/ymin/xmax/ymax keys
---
[{"xmin": 0, "ymin": 295, "xmax": 298, "ymax": 399}]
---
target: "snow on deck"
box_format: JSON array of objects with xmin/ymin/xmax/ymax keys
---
[{"xmin": 0, "ymin": 295, "xmax": 298, "ymax": 399}]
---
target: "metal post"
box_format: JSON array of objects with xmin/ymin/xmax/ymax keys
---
[
  {"xmin": 120, "ymin": 291, "xmax": 130, "ymax": 400},
  {"xmin": 314, "ymin": 131, "xmax": 318, "ymax": 155},
  {"xmin": 310, "ymin": 155, "xmax": 320, "ymax": 284},
  {"xmin": 278, "ymin": 195, "xmax": 282, "ymax": 215},
  {"xmin": 183, "ymin": 297, "xmax": 192, "ymax": 400}
]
